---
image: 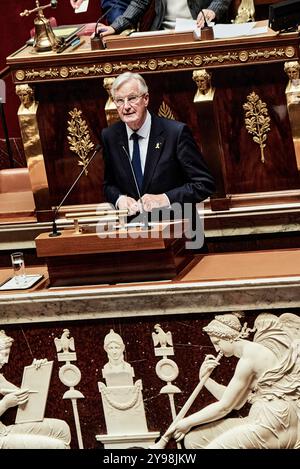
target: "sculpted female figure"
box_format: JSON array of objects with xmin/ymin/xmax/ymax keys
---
[
  {"xmin": 0, "ymin": 330, "xmax": 71, "ymax": 449},
  {"xmin": 171, "ymin": 313, "xmax": 300, "ymax": 449}
]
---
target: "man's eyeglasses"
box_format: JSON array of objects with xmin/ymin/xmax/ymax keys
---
[{"xmin": 114, "ymin": 94, "xmax": 145, "ymax": 108}]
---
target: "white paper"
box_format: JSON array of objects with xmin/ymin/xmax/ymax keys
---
[
  {"xmin": 175, "ymin": 18, "xmax": 214, "ymax": 32},
  {"xmin": 0, "ymin": 274, "xmax": 43, "ymax": 291},
  {"xmin": 75, "ymin": 0, "xmax": 89, "ymax": 13},
  {"xmin": 245, "ymin": 26, "xmax": 268, "ymax": 36},
  {"xmin": 213, "ymin": 22, "xmax": 256, "ymax": 39},
  {"xmin": 175, "ymin": 18, "xmax": 197, "ymax": 32}
]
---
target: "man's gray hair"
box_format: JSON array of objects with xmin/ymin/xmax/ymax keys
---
[{"xmin": 111, "ymin": 72, "xmax": 148, "ymax": 99}]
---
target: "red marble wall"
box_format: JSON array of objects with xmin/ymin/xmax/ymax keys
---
[{"xmin": 1, "ymin": 309, "xmax": 277, "ymax": 449}]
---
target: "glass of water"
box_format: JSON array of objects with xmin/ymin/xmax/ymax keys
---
[{"xmin": 10, "ymin": 252, "xmax": 26, "ymax": 286}]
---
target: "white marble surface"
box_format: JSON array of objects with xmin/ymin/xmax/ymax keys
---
[{"xmin": 0, "ymin": 276, "xmax": 299, "ymax": 325}]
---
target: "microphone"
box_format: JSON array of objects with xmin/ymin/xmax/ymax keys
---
[
  {"xmin": 121, "ymin": 145, "xmax": 149, "ymax": 229},
  {"xmin": 90, "ymin": 0, "xmax": 120, "ymax": 50},
  {"xmin": 49, "ymin": 143, "xmax": 101, "ymax": 237}
]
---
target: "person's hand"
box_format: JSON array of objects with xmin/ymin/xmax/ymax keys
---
[
  {"xmin": 199, "ymin": 354, "xmax": 220, "ymax": 380},
  {"xmin": 2, "ymin": 389, "xmax": 29, "ymax": 410},
  {"xmin": 118, "ymin": 195, "xmax": 139, "ymax": 216},
  {"xmin": 98, "ymin": 25, "xmax": 116, "ymax": 38},
  {"xmin": 171, "ymin": 418, "xmax": 192, "ymax": 442},
  {"xmin": 70, "ymin": 0, "xmax": 84, "ymax": 9},
  {"xmin": 196, "ymin": 9, "xmax": 216, "ymax": 28},
  {"xmin": 140, "ymin": 193, "xmax": 169, "ymax": 212}
]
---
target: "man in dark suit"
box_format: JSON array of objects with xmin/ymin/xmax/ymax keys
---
[
  {"xmin": 98, "ymin": 0, "xmax": 232, "ymax": 37},
  {"xmin": 102, "ymin": 72, "xmax": 215, "ymax": 250}
]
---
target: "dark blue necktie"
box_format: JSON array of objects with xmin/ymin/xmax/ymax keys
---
[{"xmin": 131, "ymin": 132, "xmax": 143, "ymax": 191}]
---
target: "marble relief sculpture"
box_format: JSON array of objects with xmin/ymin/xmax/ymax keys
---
[
  {"xmin": 0, "ymin": 330, "xmax": 71, "ymax": 449},
  {"xmin": 96, "ymin": 329, "xmax": 159, "ymax": 448},
  {"xmin": 166, "ymin": 312, "xmax": 300, "ymax": 449},
  {"xmin": 152, "ymin": 324, "xmax": 182, "ymax": 448},
  {"xmin": 54, "ymin": 329, "xmax": 84, "ymax": 449}
]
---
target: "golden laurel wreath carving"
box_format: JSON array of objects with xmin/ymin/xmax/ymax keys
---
[
  {"xmin": 243, "ymin": 91, "xmax": 270, "ymax": 163},
  {"xmin": 67, "ymin": 108, "xmax": 94, "ymax": 175}
]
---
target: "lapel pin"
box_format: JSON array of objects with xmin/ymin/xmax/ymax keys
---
[{"xmin": 155, "ymin": 142, "xmax": 161, "ymax": 149}]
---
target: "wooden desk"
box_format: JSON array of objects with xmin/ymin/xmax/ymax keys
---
[
  {"xmin": 35, "ymin": 223, "xmax": 193, "ymax": 286},
  {"xmin": 6, "ymin": 29, "xmax": 300, "ymax": 218}
]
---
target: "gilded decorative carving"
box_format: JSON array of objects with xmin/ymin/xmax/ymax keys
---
[
  {"xmin": 249, "ymin": 49, "xmax": 286, "ymax": 61},
  {"xmin": 15, "ymin": 84, "xmax": 50, "ymax": 211},
  {"xmin": 67, "ymin": 108, "xmax": 94, "ymax": 175},
  {"xmin": 284, "ymin": 61, "xmax": 300, "ymax": 170},
  {"xmin": 69, "ymin": 65, "xmax": 104, "ymax": 77},
  {"xmin": 234, "ymin": 0, "xmax": 255, "ymax": 23},
  {"xmin": 103, "ymin": 77, "xmax": 119, "ymax": 126},
  {"xmin": 158, "ymin": 102, "xmax": 175, "ymax": 120},
  {"xmin": 157, "ymin": 57, "xmax": 193, "ymax": 68},
  {"xmin": 59, "ymin": 67, "xmax": 69, "ymax": 78},
  {"xmin": 25, "ymin": 68, "xmax": 59, "ymax": 79},
  {"xmin": 15, "ymin": 70, "xmax": 26, "ymax": 81},
  {"xmin": 192, "ymin": 69, "xmax": 215, "ymax": 102},
  {"xmin": 11, "ymin": 48, "xmax": 297, "ymax": 83},
  {"xmin": 243, "ymin": 92, "xmax": 271, "ymax": 163},
  {"xmin": 202, "ymin": 52, "xmax": 239, "ymax": 65}
]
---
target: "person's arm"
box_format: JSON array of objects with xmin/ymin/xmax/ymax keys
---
[
  {"xmin": 110, "ymin": 0, "xmax": 151, "ymax": 34},
  {"xmin": 172, "ymin": 357, "xmax": 255, "ymax": 440},
  {"xmin": 196, "ymin": 0, "xmax": 232, "ymax": 27},
  {"xmin": 198, "ymin": 355, "xmax": 226, "ymax": 400},
  {"xmin": 165, "ymin": 124, "xmax": 216, "ymax": 205},
  {"xmin": 208, "ymin": 0, "xmax": 232, "ymax": 22}
]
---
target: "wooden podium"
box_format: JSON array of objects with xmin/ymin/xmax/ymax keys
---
[{"xmin": 35, "ymin": 222, "xmax": 193, "ymax": 287}]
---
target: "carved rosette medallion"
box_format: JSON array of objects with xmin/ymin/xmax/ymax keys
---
[
  {"xmin": 243, "ymin": 91, "xmax": 271, "ymax": 163},
  {"xmin": 15, "ymin": 70, "xmax": 25, "ymax": 81},
  {"xmin": 148, "ymin": 59, "xmax": 158, "ymax": 71},
  {"xmin": 67, "ymin": 107, "xmax": 94, "ymax": 175},
  {"xmin": 60, "ymin": 67, "xmax": 69, "ymax": 78},
  {"xmin": 193, "ymin": 55, "xmax": 203, "ymax": 66},
  {"xmin": 285, "ymin": 47, "xmax": 295, "ymax": 58},
  {"xmin": 104, "ymin": 62, "xmax": 113, "ymax": 74},
  {"xmin": 239, "ymin": 51, "xmax": 249, "ymax": 62}
]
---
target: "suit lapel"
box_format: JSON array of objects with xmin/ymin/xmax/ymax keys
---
[{"xmin": 142, "ymin": 116, "xmax": 165, "ymax": 193}]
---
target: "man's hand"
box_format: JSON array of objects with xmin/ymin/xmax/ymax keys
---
[
  {"xmin": 70, "ymin": 0, "xmax": 84, "ymax": 9},
  {"xmin": 196, "ymin": 9, "xmax": 216, "ymax": 28},
  {"xmin": 98, "ymin": 25, "xmax": 116, "ymax": 37},
  {"xmin": 118, "ymin": 195, "xmax": 139, "ymax": 215},
  {"xmin": 140, "ymin": 193, "xmax": 170, "ymax": 212}
]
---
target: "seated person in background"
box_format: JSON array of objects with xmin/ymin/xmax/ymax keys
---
[
  {"xmin": 70, "ymin": 0, "xmax": 132, "ymax": 24},
  {"xmin": 97, "ymin": 0, "xmax": 232, "ymax": 37},
  {"xmin": 102, "ymin": 72, "xmax": 215, "ymax": 250}
]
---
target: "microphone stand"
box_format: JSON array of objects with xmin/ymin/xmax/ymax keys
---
[
  {"xmin": 122, "ymin": 145, "xmax": 150, "ymax": 230},
  {"xmin": 200, "ymin": 10, "xmax": 214, "ymax": 40},
  {"xmin": 90, "ymin": 0, "xmax": 120, "ymax": 50},
  {"xmin": 49, "ymin": 144, "xmax": 101, "ymax": 237}
]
